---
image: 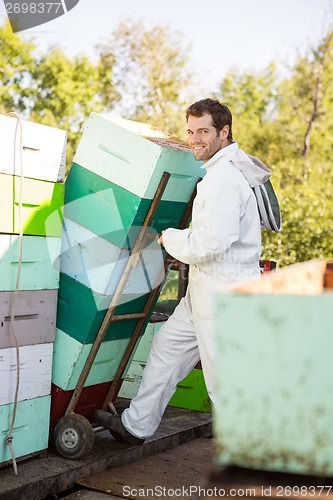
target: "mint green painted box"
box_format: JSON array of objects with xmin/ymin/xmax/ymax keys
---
[
  {"xmin": 0, "ymin": 234, "xmax": 61, "ymax": 291},
  {"xmin": 0, "ymin": 172, "xmax": 64, "ymax": 236},
  {"xmin": 52, "ymin": 329, "xmax": 131, "ymax": 391},
  {"xmin": 0, "ymin": 396, "xmax": 51, "ymax": 465},
  {"xmin": 56, "ymin": 272, "xmax": 150, "ymax": 344},
  {"xmin": 214, "ymin": 260, "xmax": 333, "ymax": 477},
  {"xmin": 64, "ymin": 164, "xmax": 188, "ymax": 247},
  {"xmin": 73, "ymin": 113, "xmax": 203, "ymax": 202}
]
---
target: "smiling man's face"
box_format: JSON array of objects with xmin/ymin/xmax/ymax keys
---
[{"xmin": 186, "ymin": 113, "xmax": 228, "ymax": 163}]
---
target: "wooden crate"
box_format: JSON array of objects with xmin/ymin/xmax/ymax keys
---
[
  {"xmin": 0, "ymin": 289, "xmax": 57, "ymax": 349},
  {"xmin": 64, "ymin": 163, "xmax": 188, "ymax": 247},
  {"xmin": 50, "ymin": 382, "xmax": 111, "ymax": 429},
  {"xmin": 73, "ymin": 113, "xmax": 203, "ymax": 202},
  {"xmin": 60, "ymin": 217, "xmax": 164, "ymax": 295},
  {"xmin": 0, "ymin": 173, "xmax": 64, "ymax": 236},
  {"xmin": 0, "ymin": 234, "xmax": 61, "ymax": 291},
  {"xmin": 214, "ymin": 260, "xmax": 333, "ymax": 477},
  {"xmin": 0, "ymin": 342, "xmax": 53, "ymax": 406},
  {"xmin": 118, "ymin": 321, "xmax": 160, "ymax": 399},
  {"xmin": 168, "ymin": 368, "xmax": 211, "ymax": 412},
  {"xmin": 0, "ymin": 114, "xmax": 66, "ymax": 182},
  {"xmin": 56, "ymin": 272, "xmax": 150, "ymax": 344},
  {"xmin": 0, "ymin": 396, "xmax": 51, "ymax": 465},
  {"xmin": 52, "ymin": 328, "xmax": 130, "ymax": 391}
]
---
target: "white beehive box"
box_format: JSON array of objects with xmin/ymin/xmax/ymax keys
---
[
  {"xmin": 0, "ymin": 343, "xmax": 53, "ymax": 406},
  {"xmin": 60, "ymin": 218, "xmax": 164, "ymax": 297},
  {"xmin": 0, "ymin": 114, "xmax": 67, "ymax": 182}
]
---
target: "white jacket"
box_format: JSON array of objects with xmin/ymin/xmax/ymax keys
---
[{"xmin": 162, "ymin": 142, "xmax": 264, "ymax": 284}]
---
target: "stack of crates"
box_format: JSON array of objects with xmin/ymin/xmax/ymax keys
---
[
  {"xmin": 0, "ymin": 115, "xmax": 66, "ymax": 465},
  {"xmin": 50, "ymin": 113, "xmax": 204, "ymax": 426}
]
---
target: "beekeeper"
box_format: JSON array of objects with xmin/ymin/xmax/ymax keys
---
[{"xmin": 95, "ymin": 98, "xmax": 267, "ymax": 444}]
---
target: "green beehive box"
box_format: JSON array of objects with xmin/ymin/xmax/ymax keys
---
[
  {"xmin": 64, "ymin": 164, "xmax": 187, "ymax": 247},
  {"xmin": 52, "ymin": 329, "xmax": 131, "ymax": 391},
  {"xmin": 54, "ymin": 115, "xmax": 203, "ymax": 404},
  {"xmin": 73, "ymin": 113, "xmax": 203, "ymax": 202},
  {"xmin": 64, "ymin": 113, "xmax": 203, "ymax": 248},
  {"xmin": 56, "ymin": 272, "xmax": 150, "ymax": 344},
  {"xmin": 214, "ymin": 260, "xmax": 333, "ymax": 477},
  {"xmin": 0, "ymin": 172, "xmax": 64, "ymax": 236},
  {"xmin": 168, "ymin": 368, "xmax": 211, "ymax": 412},
  {"xmin": 0, "ymin": 234, "xmax": 61, "ymax": 291},
  {"xmin": 0, "ymin": 396, "xmax": 51, "ymax": 465}
]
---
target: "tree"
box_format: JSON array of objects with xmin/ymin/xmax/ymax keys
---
[
  {"xmin": 216, "ymin": 29, "xmax": 333, "ymax": 268},
  {"xmin": 27, "ymin": 47, "xmax": 111, "ymax": 167},
  {"xmin": 2, "ymin": 17, "xmax": 332, "ymax": 268},
  {"xmin": 97, "ymin": 19, "xmax": 194, "ymax": 137},
  {"xmin": 0, "ymin": 20, "xmax": 36, "ymax": 114},
  {"xmin": 217, "ymin": 63, "xmax": 282, "ymax": 161},
  {"xmin": 0, "ymin": 19, "xmax": 119, "ymax": 169},
  {"xmin": 277, "ymin": 30, "xmax": 333, "ymax": 166},
  {"xmin": 267, "ymin": 28, "xmax": 333, "ymax": 266}
]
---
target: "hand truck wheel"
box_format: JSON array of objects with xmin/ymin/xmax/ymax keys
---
[{"xmin": 54, "ymin": 413, "xmax": 95, "ymax": 460}]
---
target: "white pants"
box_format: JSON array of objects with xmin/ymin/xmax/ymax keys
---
[{"xmin": 121, "ymin": 267, "xmax": 220, "ymax": 439}]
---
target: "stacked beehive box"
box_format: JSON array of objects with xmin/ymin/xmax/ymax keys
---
[
  {"xmin": 213, "ymin": 259, "xmax": 333, "ymax": 478},
  {"xmin": 0, "ymin": 115, "xmax": 66, "ymax": 465},
  {"xmin": 51, "ymin": 113, "xmax": 203, "ymax": 425}
]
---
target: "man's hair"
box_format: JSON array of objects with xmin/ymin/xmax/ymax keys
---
[{"xmin": 185, "ymin": 98, "xmax": 233, "ymax": 141}]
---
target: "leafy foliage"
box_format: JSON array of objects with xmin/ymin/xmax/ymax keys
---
[
  {"xmin": 0, "ymin": 21, "xmax": 35, "ymax": 113},
  {"xmin": 97, "ymin": 20, "xmax": 193, "ymax": 136},
  {"xmin": 0, "ymin": 21, "xmax": 117, "ymax": 170},
  {"xmin": 27, "ymin": 48, "xmax": 108, "ymax": 169},
  {"xmin": 1, "ymin": 18, "xmax": 332, "ymax": 266},
  {"xmin": 217, "ymin": 32, "xmax": 333, "ymax": 267}
]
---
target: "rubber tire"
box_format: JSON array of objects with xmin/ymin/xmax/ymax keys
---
[{"xmin": 54, "ymin": 414, "xmax": 95, "ymax": 460}]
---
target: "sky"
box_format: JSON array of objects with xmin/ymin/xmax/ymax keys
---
[{"xmin": 1, "ymin": 0, "xmax": 332, "ymax": 91}]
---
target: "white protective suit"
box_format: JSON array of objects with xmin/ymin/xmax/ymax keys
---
[{"xmin": 122, "ymin": 142, "xmax": 267, "ymax": 439}]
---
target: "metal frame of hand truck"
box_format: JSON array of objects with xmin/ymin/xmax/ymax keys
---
[{"xmin": 53, "ymin": 171, "xmax": 197, "ymax": 459}]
